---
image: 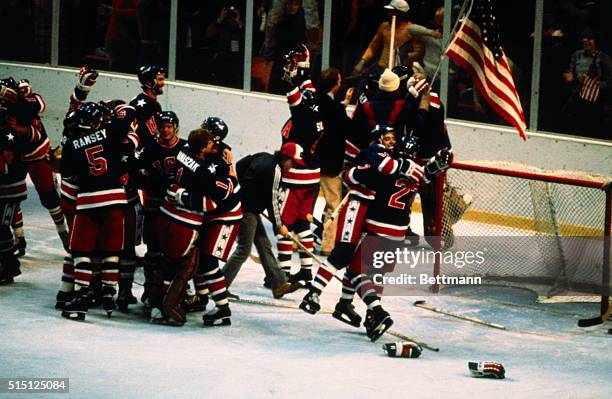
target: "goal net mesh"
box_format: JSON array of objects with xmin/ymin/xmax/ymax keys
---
[{"xmin": 436, "ymin": 160, "xmax": 611, "ymax": 301}]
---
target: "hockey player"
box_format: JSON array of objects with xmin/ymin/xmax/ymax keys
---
[
  {"xmin": 299, "ymin": 125, "xmax": 423, "ymax": 333},
  {"xmin": 129, "ymin": 65, "xmax": 165, "ymax": 148},
  {"xmin": 137, "ymin": 110, "xmax": 186, "ymax": 308},
  {"xmin": 406, "ymin": 70, "xmax": 457, "ymax": 248},
  {"xmin": 1, "ymin": 77, "xmax": 69, "ymax": 253},
  {"xmin": 276, "ymin": 44, "xmax": 323, "ymax": 285},
  {"xmin": 59, "ymin": 102, "xmax": 131, "ymax": 321},
  {"xmin": 0, "ymin": 81, "xmax": 40, "ymax": 284},
  {"xmin": 155, "ymin": 128, "xmax": 239, "ymax": 326},
  {"xmin": 122, "ymin": 65, "xmax": 165, "ymax": 308},
  {"xmin": 302, "ymin": 142, "xmax": 453, "ymax": 341}
]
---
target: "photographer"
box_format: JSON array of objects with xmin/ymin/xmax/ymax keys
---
[{"xmin": 206, "ymin": 2, "xmax": 245, "ymax": 88}]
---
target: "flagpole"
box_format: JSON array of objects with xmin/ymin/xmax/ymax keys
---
[{"xmin": 430, "ymin": 0, "xmax": 474, "ymax": 84}]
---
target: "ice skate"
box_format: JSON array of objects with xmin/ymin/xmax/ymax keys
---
[
  {"xmin": 202, "ymin": 304, "xmax": 231, "ymax": 326},
  {"xmin": 299, "ymin": 290, "xmax": 320, "ymax": 314},
  {"xmin": 332, "ymin": 299, "xmax": 361, "ymax": 327}
]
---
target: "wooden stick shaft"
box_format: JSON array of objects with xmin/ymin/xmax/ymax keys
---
[
  {"xmin": 414, "ymin": 302, "xmax": 506, "ymax": 330},
  {"xmin": 323, "ymin": 192, "xmax": 351, "ymax": 230},
  {"xmin": 388, "ymin": 14, "xmax": 396, "ymax": 68}
]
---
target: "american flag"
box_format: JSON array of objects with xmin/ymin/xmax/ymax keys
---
[
  {"xmin": 446, "ymin": 0, "xmax": 527, "ymax": 140},
  {"xmin": 579, "ymin": 75, "xmax": 600, "ymax": 103}
]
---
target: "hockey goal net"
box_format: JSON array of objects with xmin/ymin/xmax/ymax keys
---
[{"xmin": 433, "ymin": 160, "xmax": 611, "ymax": 313}]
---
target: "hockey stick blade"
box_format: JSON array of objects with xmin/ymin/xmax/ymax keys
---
[{"xmin": 577, "ymin": 303, "xmax": 611, "ymax": 327}]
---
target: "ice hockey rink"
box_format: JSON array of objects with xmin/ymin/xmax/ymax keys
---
[{"xmin": 1, "ymin": 184, "xmax": 610, "ymax": 399}]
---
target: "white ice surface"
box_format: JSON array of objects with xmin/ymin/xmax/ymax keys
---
[{"xmin": 0, "ymin": 186, "xmax": 610, "ymax": 399}]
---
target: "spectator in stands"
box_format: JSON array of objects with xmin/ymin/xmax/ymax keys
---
[
  {"xmin": 266, "ymin": 0, "xmax": 308, "ymax": 94},
  {"xmin": 105, "ymin": 0, "xmax": 139, "ymax": 73},
  {"xmin": 538, "ymin": 14, "xmax": 573, "ymax": 133},
  {"xmin": 261, "ymin": 0, "xmax": 321, "ymax": 60},
  {"xmin": 136, "ymin": 0, "xmax": 169, "ymax": 67},
  {"xmin": 315, "ymin": 68, "xmax": 353, "ymax": 256},
  {"xmin": 206, "ymin": 2, "xmax": 245, "ymax": 88},
  {"xmin": 407, "ymin": 6, "xmax": 453, "ymax": 91},
  {"xmin": 563, "ymin": 28, "xmax": 612, "ymax": 139},
  {"xmin": 352, "ymin": 0, "xmax": 424, "ymax": 76}
]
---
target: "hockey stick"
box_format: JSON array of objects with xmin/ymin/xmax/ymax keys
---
[
  {"xmin": 577, "ymin": 303, "xmax": 611, "ymax": 327},
  {"xmin": 414, "ymin": 300, "xmax": 506, "ymax": 330},
  {"xmin": 386, "ymin": 330, "xmax": 440, "ymax": 352},
  {"xmin": 236, "ymin": 296, "xmax": 440, "ymax": 351},
  {"xmin": 261, "ymin": 211, "xmax": 343, "ymax": 282},
  {"xmin": 307, "ymin": 191, "xmax": 351, "ymax": 231}
]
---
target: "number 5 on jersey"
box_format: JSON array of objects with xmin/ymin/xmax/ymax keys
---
[{"xmin": 85, "ymin": 144, "xmax": 108, "ymax": 176}]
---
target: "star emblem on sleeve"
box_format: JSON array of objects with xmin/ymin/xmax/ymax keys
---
[
  {"xmin": 6, "ymin": 132, "xmax": 15, "ymax": 141},
  {"xmin": 136, "ymin": 99, "xmax": 146, "ymax": 107}
]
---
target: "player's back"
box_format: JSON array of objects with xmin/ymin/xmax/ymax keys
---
[{"xmin": 61, "ymin": 127, "xmax": 127, "ymax": 211}]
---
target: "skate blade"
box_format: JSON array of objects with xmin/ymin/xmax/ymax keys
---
[
  {"xmin": 368, "ymin": 318, "xmax": 394, "ymax": 342},
  {"xmin": 61, "ymin": 311, "xmax": 86, "ymax": 321},
  {"xmin": 332, "ymin": 311, "xmax": 361, "ymax": 328},
  {"xmin": 299, "ymin": 302, "xmax": 319, "ymax": 315},
  {"xmin": 203, "ymin": 317, "xmax": 231, "ymax": 327}
]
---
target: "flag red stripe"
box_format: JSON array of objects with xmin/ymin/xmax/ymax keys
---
[
  {"xmin": 446, "ymin": 17, "xmax": 526, "ymax": 140},
  {"xmin": 461, "ymin": 22, "xmax": 522, "ymax": 104},
  {"xmin": 450, "ymin": 34, "xmax": 525, "ymax": 125},
  {"xmin": 448, "ymin": 48, "xmax": 526, "ymax": 139},
  {"xmin": 447, "ymin": 43, "xmax": 525, "ymax": 132}
]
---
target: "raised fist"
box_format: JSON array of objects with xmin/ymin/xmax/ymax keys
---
[
  {"xmin": 407, "ymin": 76, "xmax": 430, "ymax": 98},
  {"xmin": 78, "ymin": 66, "xmax": 99, "ymax": 91},
  {"xmin": 17, "ymin": 79, "xmax": 32, "ymax": 97},
  {"xmin": 424, "ymin": 148, "xmax": 453, "ymax": 182},
  {"xmin": 294, "ymin": 43, "xmax": 310, "ymax": 69}
]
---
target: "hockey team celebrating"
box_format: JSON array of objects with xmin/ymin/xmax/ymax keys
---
[{"xmin": 0, "ymin": 39, "xmax": 453, "ymax": 343}]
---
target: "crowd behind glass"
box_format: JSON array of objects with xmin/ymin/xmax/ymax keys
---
[{"xmin": 0, "ymin": 0, "xmax": 610, "ymax": 140}]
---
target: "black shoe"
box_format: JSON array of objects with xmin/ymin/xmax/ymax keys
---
[
  {"xmin": 116, "ymin": 287, "xmax": 137, "ymax": 312},
  {"xmin": 332, "ymin": 299, "xmax": 362, "ymax": 327},
  {"xmin": 0, "ymin": 254, "xmax": 21, "ymax": 283},
  {"xmin": 0, "ymin": 271, "xmax": 14, "ymax": 285},
  {"xmin": 366, "ymin": 306, "xmax": 394, "ymax": 342},
  {"xmin": 55, "ymin": 291, "xmax": 73, "ymax": 310},
  {"xmin": 61, "ymin": 290, "xmax": 90, "ymax": 321},
  {"xmin": 299, "ymin": 290, "xmax": 321, "ymax": 314},
  {"xmin": 202, "ymin": 304, "xmax": 231, "ymax": 327},
  {"xmin": 14, "ymin": 237, "xmax": 26, "ymax": 257},
  {"xmin": 101, "ymin": 286, "xmax": 116, "ymax": 318},
  {"xmin": 289, "ymin": 268, "xmax": 312, "ymax": 287}
]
